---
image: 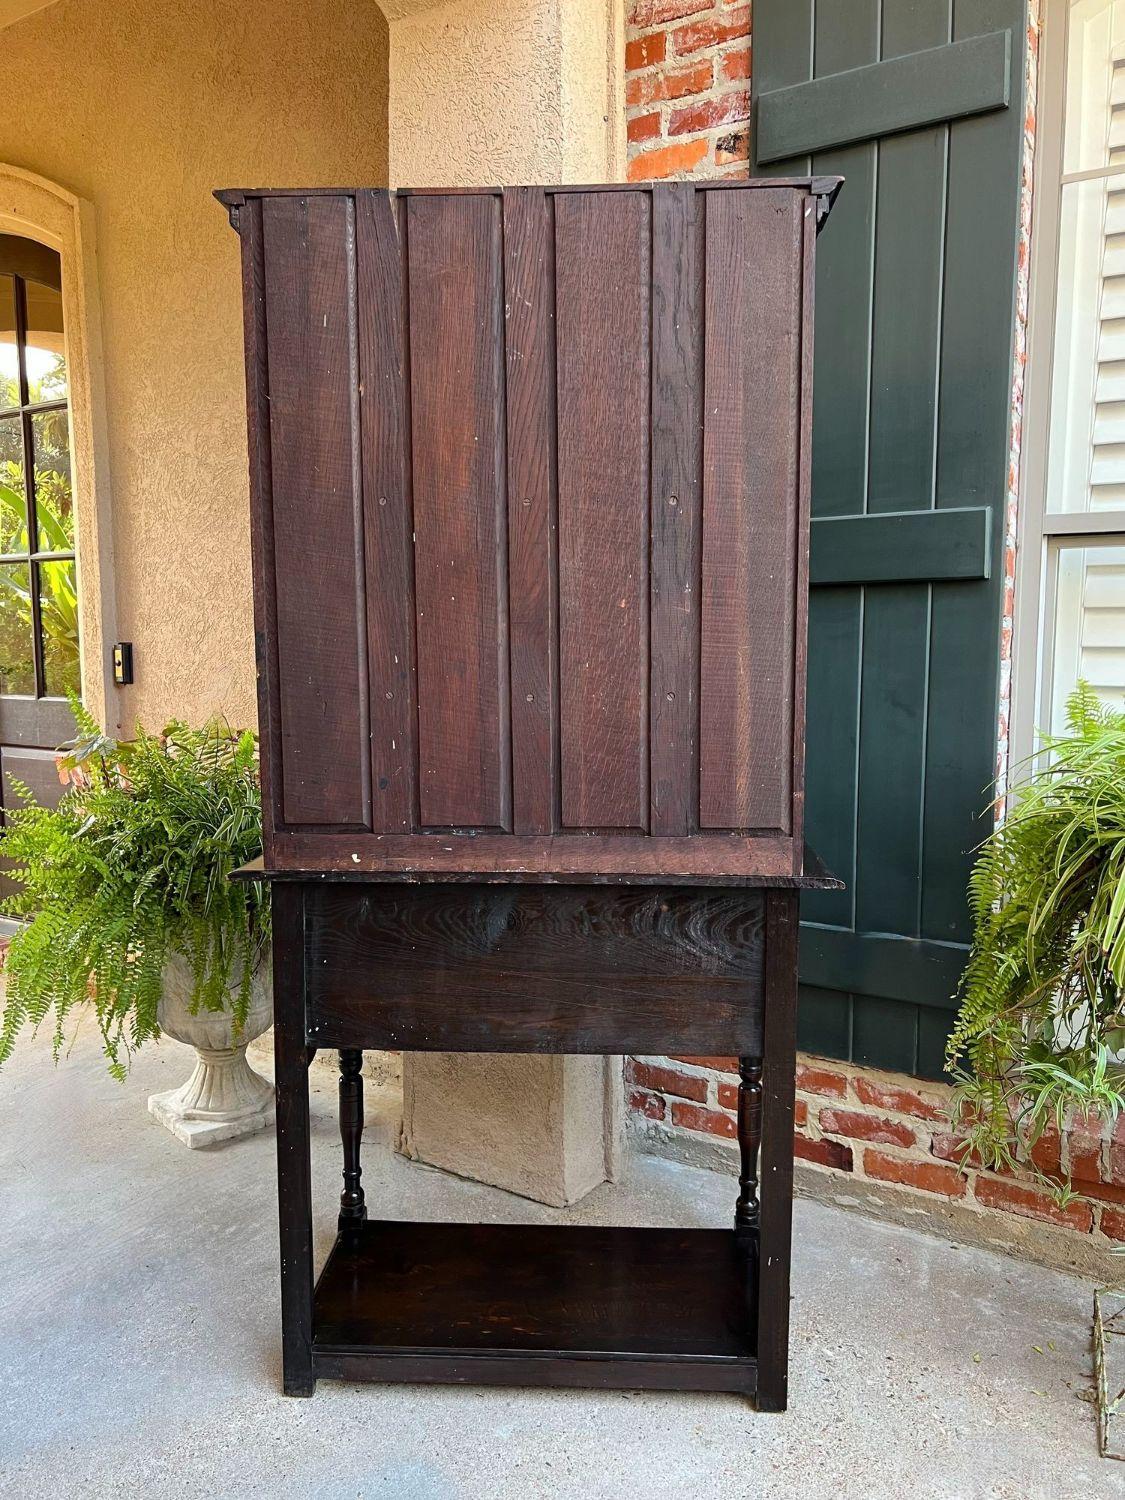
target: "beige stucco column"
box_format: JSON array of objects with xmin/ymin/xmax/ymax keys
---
[{"xmin": 383, "ymin": 0, "xmax": 626, "ymax": 1207}]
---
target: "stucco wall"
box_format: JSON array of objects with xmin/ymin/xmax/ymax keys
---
[
  {"xmin": 389, "ymin": 0, "xmax": 624, "ymax": 187},
  {"xmin": 0, "ymin": 0, "xmax": 389, "ymax": 731}
]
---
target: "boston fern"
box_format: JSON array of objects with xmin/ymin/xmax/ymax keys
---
[
  {"xmin": 948, "ymin": 684, "xmax": 1125, "ymax": 1182},
  {"xmin": 0, "ymin": 701, "xmax": 269, "ymax": 1078}
]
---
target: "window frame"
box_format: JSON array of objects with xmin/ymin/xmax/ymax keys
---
[
  {"xmin": 0, "ymin": 240, "xmax": 77, "ymax": 706},
  {"xmin": 1012, "ymin": 0, "xmax": 1125, "ymax": 760}
]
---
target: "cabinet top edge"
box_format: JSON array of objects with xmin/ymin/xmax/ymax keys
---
[
  {"xmin": 231, "ymin": 850, "xmax": 844, "ymax": 891},
  {"xmin": 214, "ymin": 177, "xmax": 841, "ymax": 202},
  {"xmin": 216, "ymin": 177, "xmax": 843, "ymax": 234},
  {"xmin": 214, "ymin": 176, "xmax": 843, "ymax": 212}
]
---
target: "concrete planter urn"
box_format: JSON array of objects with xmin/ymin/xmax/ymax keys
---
[{"xmin": 148, "ymin": 953, "xmax": 274, "ymax": 1148}]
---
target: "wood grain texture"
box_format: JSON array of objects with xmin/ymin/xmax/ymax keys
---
[
  {"xmin": 234, "ymin": 844, "xmax": 840, "ymax": 887},
  {"xmin": 503, "ymin": 188, "xmax": 559, "ymax": 834},
  {"xmin": 407, "ymin": 193, "xmax": 510, "ymax": 829},
  {"xmin": 261, "ymin": 195, "xmax": 370, "ymax": 829},
  {"xmin": 305, "ymin": 882, "xmax": 765, "ymax": 1053},
  {"xmin": 313, "ymin": 1221, "xmax": 756, "ymax": 1393},
  {"xmin": 555, "ymin": 191, "xmax": 651, "ymax": 831},
  {"xmin": 267, "ymin": 830, "xmax": 813, "ymax": 881},
  {"xmin": 650, "ymin": 185, "xmax": 703, "ymax": 837},
  {"xmin": 699, "ymin": 189, "xmax": 802, "ymax": 833},
  {"xmin": 357, "ymin": 191, "xmax": 416, "ymax": 833}
]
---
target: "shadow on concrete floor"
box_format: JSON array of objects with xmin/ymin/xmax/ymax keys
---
[{"xmin": 0, "ymin": 1022, "xmax": 1120, "ymax": 1500}]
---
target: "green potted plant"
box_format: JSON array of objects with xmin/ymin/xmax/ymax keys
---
[
  {"xmin": 948, "ymin": 683, "xmax": 1125, "ymax": 1178},
  {"xmin": 0, "ymin": 702, "xmax": 273, "ymax": 1147}
]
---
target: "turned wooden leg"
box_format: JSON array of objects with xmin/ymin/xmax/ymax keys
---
[
  {"xmin": 338, "ymin": 1048, "xmax": 367, "ymax": 1225},
  {"xmin": 734, "ymin": 1054, "xmax": 764, "ymax": 1240}
]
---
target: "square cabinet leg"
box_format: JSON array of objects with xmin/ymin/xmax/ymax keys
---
[{"xmin": 272, "ymin": 885, "xmax": 316, "ymax": 1398}]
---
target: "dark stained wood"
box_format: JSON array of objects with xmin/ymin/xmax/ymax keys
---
[
  {"xmin": 271, "ymin": 883, "xmax": 315, "ymax": 1397},
  {"xmin": 699, "ymin": 188, "xmax": 802, "ymax": 834},
  {"xmin": 226, "ymin": 179, "xmax": 829, "ymax": 875},
  {"xmin": 219, "ymin": 178, "xmax": 842, "ymax": 202},
  {"xmin": 261, "ymin": 195, "xmax": 370, "ymax": 830},
  {"xmin": 234, "ymin": 197, "xmax": 283, "ymax": 851},
  {"xmin": 756, "ymin": 890, "xmax": 800, "ymax": 1412},
  {"xmin": 356, "ymin": 191, "xmax": 417, "ymax": 834},
  {"xmin": 337, "ymin": 1048, "xmax": 367, "ymax": 1224},
  {"xmin": 649, "ymin": 184, "xmax": 703, "ymax": 837},
  {"xmin": 735, "ymin": 1054, "xmax": 764, "ymax": 1238},
  {"xmin": 503, "ymin": 186, "xmax": 559, "ymax": 835},
  {"xmin": 314, "ymin": 1348, "xmax": 753, "ymax": 1393},
  {"xmin": 313, "ymin": 1220, "xmax": 756, "ymax": 1393},
  {"xmin": 234, "ymin": 846, "xmax": 841, "ymax": 889},
  {"xmin": 268, "ymin": 829, "xmax": 807, "ymax": 881},
  {"xmin": 555, "ymin": 191, "xmax": 650, "ymax": 831},
  {"xmin": 790, "ymin": 201, "xmax": 817, "ymax": 857},
  {"xmin": 305, "ymin": 883, "xmax": 766, "ymax": 1054},
  {"xmin": 222, "ymin": 180, "xmax": 837, "ymax": 1411},
  {"xmin": 406, "ymin": 193, "xmax": 510, "ymax": 830}
]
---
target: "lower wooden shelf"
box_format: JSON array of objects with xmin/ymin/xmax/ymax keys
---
[{"xmin": 312, "ymin": 1219, "xmax": 759, "ymax": 1394}]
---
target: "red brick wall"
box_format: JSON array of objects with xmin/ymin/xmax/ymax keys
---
[
  {"xmin": 627, "ymin": 1053, "xmax": 1125, "ymax": 1248},
  {"xmin": 625, "ymin": 1, "xmax": 751, "ymax": 181}
]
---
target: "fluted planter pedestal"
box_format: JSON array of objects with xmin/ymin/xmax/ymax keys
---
[{"xmin": 148, "ymin": 953, "xmax": 274, "ymax": 1148}]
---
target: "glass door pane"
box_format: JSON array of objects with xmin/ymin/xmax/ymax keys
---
[
  {"xmin": 1048, "ymin": 540, "xmax": 1125, "ymax": 730},
  {"xmin": 0, "ymin": 277, "xmax": 18, "ymax": 410}
]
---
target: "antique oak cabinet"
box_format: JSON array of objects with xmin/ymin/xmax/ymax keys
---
[{"xmin": 219, "ymin": 177, "xmax": 840, "ymax": 1411}]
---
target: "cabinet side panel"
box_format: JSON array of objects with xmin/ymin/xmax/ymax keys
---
[
  {"xmin": 407, "ymin": 194, "xmax": 510, "ymax": 830},
  {"xmin": 357, "ymin": 191, "xmax": 417, "ymax": 834},
  {"xmin": 699, "ymin": 189, "xmax": 802, "ymax": 832},
  {"xmin": 261, "ymin": 195, "xmax": 370, "ymax": 828},
  {"xmin": 235, "ymin": 199, "xmax": 283, "ymax": 848},
  {"xmin": 555, "ymin": 191, "xmax": 651, "ymax": 832}
]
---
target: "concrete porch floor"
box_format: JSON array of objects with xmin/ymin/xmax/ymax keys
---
[{"xmin": 1, "ymin": 1025, "xmax": 1121, "ymax": 1500}]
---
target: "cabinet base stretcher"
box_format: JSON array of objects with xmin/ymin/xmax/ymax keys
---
[{"xmin": 263, "ymin": 880, "xmax": 805, "ymax": 1412}]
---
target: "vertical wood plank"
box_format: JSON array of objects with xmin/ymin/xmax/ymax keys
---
[
  {"xmin": 699, "ymin": 189, "xmax": 801, "ymax": 832},
  {"xmin": 407, "ymin": 194, "xmax": 510, "ymax": 830},
  {"xmin": 357, "ymin": 191, "xmax": 417, "ymax": 833},
  {"xmin": 235, "ymin": 197, "xmax": 283, "ymax": 850},
  {"xmin": 850, "ymin": 4, "xmax": 950, "ymax": 955},
  {"xmin": 555, "ymin": 191, "xmax": 650, "ymax": 831},
  {"xmin": 924, "ymin": 0, "xmax": 1025, "ymax": 948},
  {"xmin": 262, "ymin": 195, "xmax": 370, "ymax": 829},
  {"xmin": 799, "ymin": 588, "xmax": 861, "ymax": 928},
  {"xmin": 503, "ymin": 187, "xmax": 559, "ymax": 834},
  {"xmin": 271, "ymin": 882, "xmax": 315, "ymax": 1397},
  {"xmin": 756, "ymin": 889, "xmax": 799, "ymax": 1412},
  {"xmin": 808, "ymin": 0, "xmax": 880, "ymax": 519},
  {"xmin": 649, "ymin": 184, "xmax": 703, "ymax": 837},
  {"xmin": 789, "ymin": 199, "xmax": 817, "ymax": 862}
]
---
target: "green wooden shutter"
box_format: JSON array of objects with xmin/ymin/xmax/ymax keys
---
[{"xmin": 752, "ymin": 0, "xmax": 1027, "ymax": 1078}]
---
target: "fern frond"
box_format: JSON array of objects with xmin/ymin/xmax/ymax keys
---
[{"xmin": 0, "ymin": 710, "xmax": 268, "ymax": 1076}]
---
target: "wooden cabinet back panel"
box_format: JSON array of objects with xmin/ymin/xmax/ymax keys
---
[{"xmin": 231, "ymin": 181, "xmax": 823, "ymax": 877}]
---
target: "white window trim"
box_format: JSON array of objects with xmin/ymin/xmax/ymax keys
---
[{"xmin": 1012, "ymin": 0, "xmax": 1125, "ymax": 763}]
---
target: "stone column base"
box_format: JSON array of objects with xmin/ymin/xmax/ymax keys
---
[{"xmin": 398, "ymin": 1054, "xmax": 622, "ymax": 1208}]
